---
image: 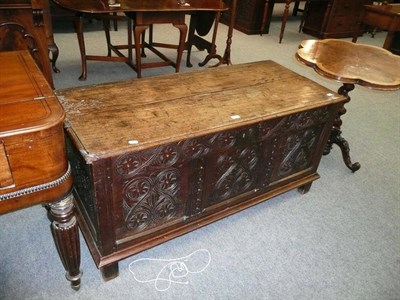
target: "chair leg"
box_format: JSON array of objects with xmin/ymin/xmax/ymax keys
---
[
  {"xmin": 113, "ymin": 12, "xmax": 118, "ymax": 31},
  {"xmin": 279, "ymin": 2, "xmax": 290, "ymax": 43},
  {"xmin": 134, "ymin": 25, "xmax": 149, "ymax": 78},
  {"xmin": 186, "ymin": 13, "xmax": 197, "ymax": 67},
  {"xmin": 102, "ymin": 18, "xmax": 112, "ymax": 57},
  {"xmin": 292, "ymin": 0, "xmax": 300, "ymax": 16},
  {"xmin": 260, "ymin": 0, "xmax": 273, "ymax": 35},
  {"xmin": 299, "ymin": 0, "xmax": 307, "ymax": 32},
  {"xmin": 173, "ymin": 23, "xmax": 188, "ymax": 73}
]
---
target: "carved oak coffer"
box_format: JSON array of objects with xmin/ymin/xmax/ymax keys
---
[{"xmin": 57, "ymin": 60, "xmax": 346, "ymax": 280}]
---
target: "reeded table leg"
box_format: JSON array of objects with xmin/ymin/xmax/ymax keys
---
[
  {"xmin": 49, "ymin": 194, "xmax": 82, "ymax": 290},
  {"xmin": 324, "ymin": 83, "xmax": 361, "ymax": 172}
]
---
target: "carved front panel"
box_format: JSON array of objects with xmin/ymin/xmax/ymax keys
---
[
  {"xmin": 110, "ymin": 106, "xmax": 332, "ymax": 244},
  {"xmin": 113, "ymin": 145, "xmax": 187, "ymax": 240},
  {"xmin": 205, "ymin": 128, "xmax": 260, "ymax": 206}
]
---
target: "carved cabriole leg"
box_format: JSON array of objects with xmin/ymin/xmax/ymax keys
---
[
  {"xmin": 49, "ymin": 194, "xmax": 82, "ymax": 290},
  {"xmin": 48, "ymin": 43, "xmax": 60, "ymax": 73},
  {"xmin": 100, "ymin": 263, "xmax": 119, "ymax": 281},
  {"xmin": 323, "ymin": 83, "xmax": 361, "ymax": 172}
]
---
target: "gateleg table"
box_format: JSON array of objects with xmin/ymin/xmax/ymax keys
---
[{"xmin": 53, "ymin": 0, "xmax": 232, "ymax": 79}]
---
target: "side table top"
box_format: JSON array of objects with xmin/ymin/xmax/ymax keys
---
[{"xmin": 296, "ymin": 39, "xmax": 400, "ymax": 90}]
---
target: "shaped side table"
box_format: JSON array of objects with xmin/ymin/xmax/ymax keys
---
[{"xmin": 296, "ymin": 39, "xmax": 400, "ymax": 172}]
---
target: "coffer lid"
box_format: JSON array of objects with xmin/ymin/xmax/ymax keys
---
[{"xmin": 0, "ymin": 51, "xmax": 64, "ymax": 137}]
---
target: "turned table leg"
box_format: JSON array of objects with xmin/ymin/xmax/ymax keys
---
[
  {"xmin": 49, "ymin": 193, "xmax": 82, "ymax": 290},
  {"xmin": 222, "ymin": 0, "xmax": 237, "ymax": 66},
  {"xmin": 324, "ymin": 83, "xmax": 361, "ymax": 172}
]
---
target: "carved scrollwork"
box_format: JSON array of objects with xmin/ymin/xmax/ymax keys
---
[
  {"xmin": 123, "ymin": 168, "xmax": 181, "ymax": 231},
  {"xmin": 258, "ymin": 117, "xmax": 287, "ymax": 140},
  {"xmin": 115, "ymin": 145, "xmax": 179, "ymax": 178},
  {"xmin": 125, "ymin": 193, "xmax": 178, "ymax": 231},
  {"xmin": 258, "ymin": 107, "xmax": 330, "ymax": 140},
  {"xmin": 115, "ymin": 153, "xmax": 150, "ymax": 177},
  {"xmin": 279, "ymin": 128, "xmax": 318, "ymax": 176},
  {"xmin": 286, "ymin": 108, "xmax": 330, "ymax": 131},
  {"xmin": 210, "ymin": 146, "xmax": 257, "ymax": 203},
  {"xmin": 182, "ymin": 139, "xmax": 210, "ymax": 158},
  {"xmin": 124, "ymin": 177, "xmax": 152, "ymax": 202},
  {"xmin": 156, "ymin": 145, "xmax": 179, "ymax": 166},
  {"xmin": 209, "ymin": 132, "xmax": 236, "ymax": 150},
  {"xmin": 115, "ymin": 108, "xmax": 330, "ymax": 229}
]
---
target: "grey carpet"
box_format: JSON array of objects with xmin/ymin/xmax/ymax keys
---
[{"xmin": 1, "ymin": 5, "xmax": 399, "ymax": 300}]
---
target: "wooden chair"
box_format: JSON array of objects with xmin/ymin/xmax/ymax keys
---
[{"xmin": 260, "ymin": 0, "xmax": 305, "ymax": 43}]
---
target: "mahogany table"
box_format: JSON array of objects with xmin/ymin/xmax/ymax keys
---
[
  {"xmin": 0, "ymin": 51, "xmax": 81, "ymax": 289},
  {"xmin": 353, "ymin": 4, "xmax": 400, "ymax": 51},
  {"xmin": 296, "ymin": 39, "xmax": 400, "ymax": 172},
  {"xmin": 53, "ymin": 0, "xmax": 232, "ymax": 79}
]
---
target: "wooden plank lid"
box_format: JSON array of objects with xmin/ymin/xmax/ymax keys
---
[{"xmin": 58, "ymin": 60, "xmax": 346, "ymax": 162}]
